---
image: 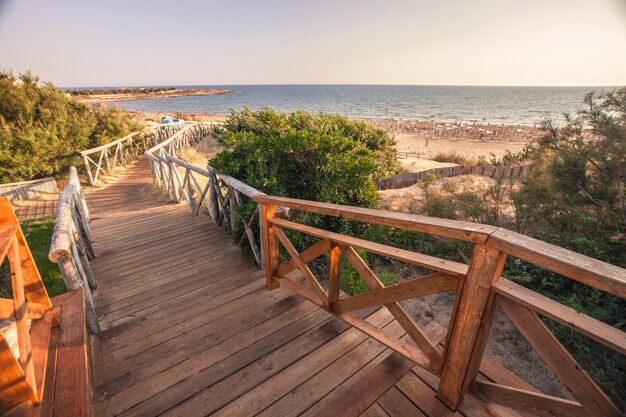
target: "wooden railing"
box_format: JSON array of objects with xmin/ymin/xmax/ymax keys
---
[
  {"xmin": 80, "ymin": 122, "xmax": 186, "ymax": 186},
  {"xmin": 143, "ymin": 122, "xmax": 266, "ymax": 266},
  {"xmin": 0, "ymin": 197, "xmax": 54, "ymax": 410},
  {"xmin": 0, "ymin": 178, "xmax": 58, "ymax": 202},
  {"xmin": 253, "ymin": 195, "xmax": 626, "ymax": 417},
  {"xmin": 48, "ymin": 167, "xmax": 100, "ymax": 333}
]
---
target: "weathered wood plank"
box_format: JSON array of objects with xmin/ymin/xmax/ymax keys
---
[
  {"xmin": 53, "ymin": 290, "xmax": 91, "ymax": 417},
  {"xmin": 93, "ymin": 302, "xmax": 326, "ymax": 417},
  {"xmin": 257, "ymin": 320, "xmax": 407, "ymax": 417},
  {"xmin": 377, "ymin": 386, "xmax": 427, "ymax": 417},
  {"xmin": 211, "ymin": 309, "xmax": 396, "ymax": 417},
  {"xmin": 310, "ymin": 324, "xmax": 447, "ymax": 417},
  {"xmin": 30, "ymin": 309, "xmax": 53, "ymax": 403}
]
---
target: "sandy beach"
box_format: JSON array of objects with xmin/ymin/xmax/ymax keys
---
[{"xmin": 72, "ymin": 88, "xmax": 236, "ymax": 104}]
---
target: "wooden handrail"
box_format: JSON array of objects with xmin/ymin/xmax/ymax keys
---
[
  {"xmin": 142, "ymin": 122, "xmax": 267, "ymax": 267},
  {"xmin": 0, "ymin": 177, "xmax": 58, "ymax": 202},
  {"xmin": 79, "ymin": 132, "xmax": 138, "ymax": 156},
  {"xmin": 48, "ymin": 167, "xmax": 100, "ymax": 333},
  {"xmin": 253, "ymin": 195, "xmax": 498, "ymax": 243},
  {"xmin": 80, "ymin": 122, "xmax": 188, "ymax": 185},
  {"xmin": 254, "ymin": 195, "xmax": 626, "ymax": 297},
  {"xmin": 487, "ymin": 228, "xmax": 626, "ymax": 298},
  {"xmin": 253, "ymin": 193, "xmax": 626, "ymax": 416}
]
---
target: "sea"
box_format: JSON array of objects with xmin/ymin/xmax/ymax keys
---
[{"xmin": 104, "ymin": 84, "xmax": 613, "ymax": 126}]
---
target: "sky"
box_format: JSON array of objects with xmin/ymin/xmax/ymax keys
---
[{"xmin": 0, "ymin": 0, "xmax": 625, "ymax": 87}]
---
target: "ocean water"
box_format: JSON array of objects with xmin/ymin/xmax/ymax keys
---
[{"xmin": 106, "ymin": 84, "xmax": 611, "ymax": 126}]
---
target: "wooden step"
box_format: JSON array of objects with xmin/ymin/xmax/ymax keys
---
[
  {"xmin": 1, "ymin": 310, "xmax": 52, "ymax": 417},
  {"xmin": 5, "ymin": 291, "xmax": 92, "ymax": 417},
  {"xmin": 30, "ymin": 310, "xmax": 53, "ymax": 405}
]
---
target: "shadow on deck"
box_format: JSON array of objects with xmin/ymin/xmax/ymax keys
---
[{"xmin": 88, "ymin": 160, "xmax": 531, "ymax": 417}]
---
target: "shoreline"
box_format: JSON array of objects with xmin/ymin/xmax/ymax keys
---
[
  {"xmin": 72, "ymin": 88, "xmax": 237, "ymax": 104},
  {"xmin": 129, "ymin": 110, "xmax": 544, "ymax": 134},
  {"xmin": 129, "ymin": 110, "xmax": 539, "ymax": 176}
]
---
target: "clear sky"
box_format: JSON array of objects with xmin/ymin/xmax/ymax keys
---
[{"xmin": 0, "ymin": 0, "xmax": 625, "ymax": 87}]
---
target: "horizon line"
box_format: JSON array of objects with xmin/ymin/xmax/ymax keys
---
[{"xmin": 59, "ymin": 82, "xmax": 623, "ymax": 89}]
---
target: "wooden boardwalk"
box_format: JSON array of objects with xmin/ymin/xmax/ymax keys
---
[
  {"xmin": 12, "ymin": 197, "xmax": 58, "ymax": 221},
  {"xmin": 87, "ymin": 159, "xmax": 530, "ymax": 417}
]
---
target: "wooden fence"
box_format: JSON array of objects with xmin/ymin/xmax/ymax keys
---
[
  {"xmin": 144, "ymin": 122, "xmax": 266, "ymax": 267},
  {"xmin": 47, "ymin": 167, "xmax": 100, "ymax": 333},
  {"xmin": 377, "ymin": 163, "xmax": 532, "ymax": 190},
  {"xmin": 0, "ymin": 177, "xmax": 58, "ymax": 201},
  {"xmin": 80, "ymin": 122, "xmax": 186, "ymax": 186},
  {"xmin": 254, "ymin": 195, "xmax": 625, "ymax": 417}
]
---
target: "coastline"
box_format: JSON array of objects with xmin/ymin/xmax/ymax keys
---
[
  {"xmin": 72, "ymin": 88, "xmax": 237, "ymax": 104},
  {"xmin": 130, "ymin": 110, "xmax": 539, "ymax": 174}
]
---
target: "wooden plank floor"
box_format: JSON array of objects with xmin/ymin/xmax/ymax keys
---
[
  {"xmin": 12, "ymin": 197, "xmax": 58, "ymax": 221},
  {"xmin": 88, "ymin": 159, "xmax": 526, "ymax": 417}
]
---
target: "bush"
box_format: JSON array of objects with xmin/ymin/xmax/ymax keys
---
[
  {"xmin": 0, "ymin": 70, "xmax": 142, "ymax": 182},
  {"xmin": 218, "ymin": 108, "xmax": 400, "ymax": 181},
  {"xmin": 210, "ymin": 108, "xmax": 401, "ymax": 258},
  {"xmin": 432, "ymin": 150, "xmax": 474, "ymax": 165}
]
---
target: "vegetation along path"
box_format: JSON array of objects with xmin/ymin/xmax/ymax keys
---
[{"xmin": 87, "ymin": 157, "xmax": 550, "ymax": 417}]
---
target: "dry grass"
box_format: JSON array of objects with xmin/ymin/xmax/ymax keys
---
[
  {"xmin": 178, "ymin": 147, "xmax": 207, "ymax": 165},
  {"xmin": 144, "ymin": 181, "xmax": 171, "ymax": 202}
]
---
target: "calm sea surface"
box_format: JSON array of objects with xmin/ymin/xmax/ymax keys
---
[{"xmin": 105, "ymin": 85, "xmax": 611, "ymax": 126}]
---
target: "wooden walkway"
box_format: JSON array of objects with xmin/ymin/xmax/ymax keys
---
[
  {"xmin": 87, "ymin": 159, "xmax": 529, "ymax": 417},
  {"xmin": 12, "ymin": 197, "xmax": 58, "ymax": 221}
]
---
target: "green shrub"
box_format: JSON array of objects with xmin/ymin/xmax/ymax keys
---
[
  {"xmin": 218, "ymin": 108, "xmax": 401, "ymax": 181},
  {"xmin": 210, "ymin": 109, "xmax": 400, "ymax": 252},
  {"xmin": 0, "ymin": 70, "xmax": 141, "ymax": 182},
  {"xmin": 432, "ymin": 150, "xmax": 474, "ymax": 165}
]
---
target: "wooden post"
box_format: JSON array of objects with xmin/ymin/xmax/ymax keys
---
[
  {"xmin": 58, "ymin": 257, "xmax": 100, "ymax": 334},
  {"xmin": 260, "ymin": 203, "xmax": 280, "ymax": 290},
  {"xmin": 168, "ymin": 161, "xmax": 180, "ymax": 203},
  {"xmin": 158, "ymin": 160, "xmax": 167, "ymax": 186},
  {"xmin": 82, "ymin": 154, "xmax": 95, "ymax": 186},
  {"xmin": 185, "ymin": 170, "xmax": 196, "ymax": 215},
  {"xmin": 118, "ymin": 143, "xmax": 125, "ymax": 167},
  {"xmin": 437, "ymin": 244, "xmax": 506, "ymax": 409},
  {"xmin": 228, "ymin": 188, "xmax": 237, "ymax": 232},
  {"xmin": 328, "ymin": 243, "xmax": 341, "ymax": 310},
  {"xmin": 102, "ymin": 149, "xmax": 111, "ymax": 174},
  {"xmin": 148, "ymin": 159, "xmax": 158, "ymax": 185},
  {"xmin": 258, "ymin": 203, "xmax": 265, "ymax": 266}
]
